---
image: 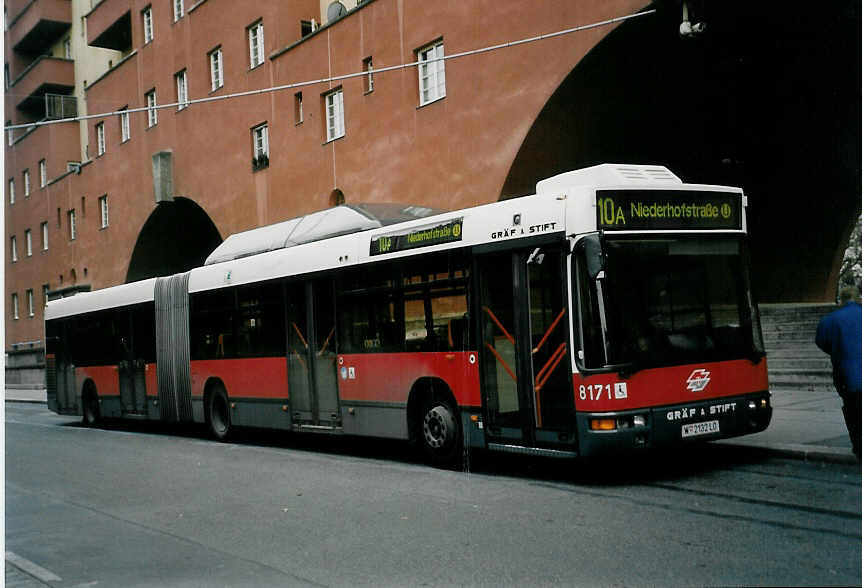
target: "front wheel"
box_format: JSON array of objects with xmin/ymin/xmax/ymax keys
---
[
  {"xmin": 419, "ymin": 397, "xmax": 463, "ymax": 468},
  {"xmin": 206, "ymin": 385, "xmax": 232, "ymax": 441}
]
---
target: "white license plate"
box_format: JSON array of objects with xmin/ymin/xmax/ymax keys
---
[{"xmin": 681, "ymin": 420, "xmax": 720, "ymax": 438}]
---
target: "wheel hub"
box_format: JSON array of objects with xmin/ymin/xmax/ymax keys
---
[{"xmin": 423, "ymin": 405, "xmax": 453, "ymax": 449}]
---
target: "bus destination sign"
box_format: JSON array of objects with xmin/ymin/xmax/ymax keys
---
[
  {"xmin": 370, "ymin": 218, "xmax": 463, "ymax": 256},
  {"xmin": 596, "ymin": 190, "xmax": 742, "ymax": 231}
]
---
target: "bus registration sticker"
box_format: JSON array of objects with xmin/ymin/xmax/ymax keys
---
[{"xmin": 681, "ymin": 420, "xmax": 720, "ymax": 438}]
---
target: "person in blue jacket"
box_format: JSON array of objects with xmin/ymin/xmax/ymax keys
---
[{"xmin": 815, "ymin": 284, "xmax": 862, "ymax": 459}]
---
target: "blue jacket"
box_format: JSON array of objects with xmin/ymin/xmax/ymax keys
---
[{"xmin": 816, "ymin": 301, "xmax": 862, "ymax": 394}]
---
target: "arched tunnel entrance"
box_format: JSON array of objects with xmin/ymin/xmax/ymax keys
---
[
  {"xmin": 502, "ymin": 1, "xmax": 860, "ymax": 303},
  {"xmin": 126, "ymin": 197, "xmax": 222, "ymax": 283}
]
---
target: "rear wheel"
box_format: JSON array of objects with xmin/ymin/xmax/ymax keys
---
[
  {"xmin": 206, "ymin": 385, "xmax": 232, "ymax": 441},
  {"xmin": 82, "ymin": 388, "xmax": 100, "ymax": 427},
  {"xmin": 419, "ymin": 397, "xmax": 463, "ymax": 468}
]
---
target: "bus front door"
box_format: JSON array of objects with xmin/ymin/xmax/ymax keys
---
[
  {"xmin": 477, "ymin": 245, "xmax": 575, "ymax": 451},
  {"xmin": 287, "ymin": 280, "xmax": 341, "ymax": 429}
]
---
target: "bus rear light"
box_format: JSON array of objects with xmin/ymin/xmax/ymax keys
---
[{"xmin": 590, "ymin": 418, "xmax": 616, "ymax": 431}]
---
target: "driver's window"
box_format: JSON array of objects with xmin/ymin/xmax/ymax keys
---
[{"xmin": 573, "ymin": 249, "xmax": 605, "ymax": 369}]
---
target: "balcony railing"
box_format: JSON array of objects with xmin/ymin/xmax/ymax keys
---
[{"xmin": 44, "ymin": 93, "xmax": 77, "ymax": 119}]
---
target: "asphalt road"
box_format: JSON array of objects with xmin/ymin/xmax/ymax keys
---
[{"xmin": 5, "ymin": 403, "xmax": 862, "ymax": 587}]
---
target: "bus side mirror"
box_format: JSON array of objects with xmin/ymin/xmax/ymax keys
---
[{"xmin": 583, "ymin": 234, "xmax": 605, "ymax": 280}]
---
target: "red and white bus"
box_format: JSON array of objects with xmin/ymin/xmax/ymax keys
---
[{"xmin": 46, "ymin": 164, "xmax": 771, "ymax": 465}]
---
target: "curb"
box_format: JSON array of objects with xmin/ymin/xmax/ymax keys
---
[
  {"xmin": 721, "ymin": 442, "xmax": 859, "ymax": 466},
  {"xmin": 5, "ymin": 398, "xmax": 48, "ymax": 404}
]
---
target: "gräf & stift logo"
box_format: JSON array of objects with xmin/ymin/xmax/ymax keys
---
[{"xmin": 686, "ymin": 368, "xmax": 711, "ymax": 392}]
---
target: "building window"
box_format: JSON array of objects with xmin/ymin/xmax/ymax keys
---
[
  {"xmin": 23, "ymin": 169, "xmax": 30, "ymax": 197},
  {"xmin": 173, "ymin": 0, "xmax": 184, "ymax": 22},
  {"xmin": 209, "ymin": 47, "xmax": 223, "ymax": 91},
  {"xmin": 68, "ymin": 209, "xmax": 76, "ymax": 241},
  {"xmin": 10, "ymin": 235, "xmax": 17, "ymax": 262},
  {"xmin": 41, "ymin": 221, "xmax": 48, "ymax": 251},
  {"xmin": 120, "ymin": 107, "xmax": 130, "ymax": 142},
  {"xmin": 175, "ymin": 69, "xmax": 188, "ymax": 110},
  {"xmin": 27, "ymin": 289, "xmax": 34, "ymax": 317},
  {"xmin": 63, "ymin": 37, "xmax": 71, "ymax": 59},
  {"xmin": 25, "ymin": 229, "xmax": 32, "ymax": 257},
  {"xmin": 251, "ymin": 123, "xmax": 269, "ymax": 170},
  {"xmin": 42, "ymin": 284, "xmax": 49, "ymax": 307},
  {"xmin": 99, "ymin": 195, "xmax": 109, "ymax": 228},
  {"xmin": 146, "ymin": 90, "xmax": 157, "ymax": 127},
  {"xmin": 4, "ymin": 63, "xmax": 9, "ymax": 90},
  {"xmin": 7, "ymin": 121, "xmax": 12, "ymax": 146},
  {"xmin": 248, "ymin": 20, "xmax": 264, "ymax": 69},
  {"xmin": 294, "ymin": 92, "xmax": 303, "ymax": 124},
  {"xmin": 8, "ymin": 178, "xmax": 14, "ymax": 204},
  {"xmin": 418, "ymin": 40, "xmax": 446, "ymax": 106},
  {"xmin": 12, "ymin": 293, "xmax": 19, "ymax": 320},
  {"xmin": 143, "ymin": 6, "xmax": 153, "ymax": 43},
  {"xmin": 96, "ymin": 122, "xmax": 106, "ymax": 155},
  {"xmin": 39, "ymin": 159, "xmax": 47, "ymax": 187},
  {"xmin": 325, "ymin": 88, "xmax": 345, "ymax": 142},
  {"xmin": 363, "ymin": 56, "xmax": 374, "ymax": 93}
]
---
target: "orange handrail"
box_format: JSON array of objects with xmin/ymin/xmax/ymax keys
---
[
  {"xmin": 291, "ymin": 322, "xmax": 308, "ymax": 349},
  {"xmin": 482, "ymin": 306, "xmax": 514, "ymax": 344},
  {"xmin": 484, "ymin": 343, "xmax": 517, "ymax": 382},
  {"xmin": 317, "ymin": 326, "xmax": 335, "ymax": 356},
  {"xmin": 535, "ymin": 342, "xmax": 567, "ymax": 392},
  {"xmin": 532, "ymin": 308, "xmax": 566, "ymax": 355}
]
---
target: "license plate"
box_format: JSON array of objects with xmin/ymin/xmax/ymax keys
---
[{"xmin": 681, "ymin": 420, "xmax": 720, "ymax": 438}]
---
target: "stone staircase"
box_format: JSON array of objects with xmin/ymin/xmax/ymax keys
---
[{"xmin": 759, "ymin": 303, "xmax": 836, "ymax": 391}]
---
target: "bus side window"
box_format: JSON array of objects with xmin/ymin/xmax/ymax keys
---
[
  {"xmin": 190, "ymin": 288, "xmax": 236, "ymax": 360},
  {"xmin": 402, "ymin": 251, "xmax": 468, "ymax": 352},
  {"xmin": 337, "ymin": 264, "xmax": 402, "ymax": 354},
  {"xmin": 236, "ymin": 281, "xmax": 285, "ymax": 357}
]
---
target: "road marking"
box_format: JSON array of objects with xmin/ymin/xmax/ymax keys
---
[{"xmin": 5, "ymin": 551, "xmax": 62, "ymax": 582}]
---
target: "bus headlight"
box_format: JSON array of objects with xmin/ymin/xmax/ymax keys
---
[{"xmin": 632, "ymin": 414, "xmax": 647, "ymax": 427}]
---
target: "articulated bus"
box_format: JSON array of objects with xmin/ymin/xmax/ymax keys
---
[{"xmin": 46, "ymin": 164, "xmax": 771, "ymax": 466}]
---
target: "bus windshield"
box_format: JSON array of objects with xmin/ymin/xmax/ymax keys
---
[{"xmin": 574, "ymin": 235, "xmax": 764, "ymax": 370}]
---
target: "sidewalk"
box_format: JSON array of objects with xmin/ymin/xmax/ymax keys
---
[{"xmin": 5, "ymin": 386, "xmax": 858, "ymax": 465}]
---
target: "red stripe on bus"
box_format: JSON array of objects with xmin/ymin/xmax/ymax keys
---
[
  {"xmin": 338, "ymin": 352, "xmax": 481, "ymax": 407},
  {"xmin": 572, "ymin": 359, "xmax": 769, "ymax": 411},
  {"xmin": 76, "ymin": 366, "xmax": 120, "ymax": 396},
  {"xmin": 190, "ymin": 358, "xmax": 288, "ymax": 399}
]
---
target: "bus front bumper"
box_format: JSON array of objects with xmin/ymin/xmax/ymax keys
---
[{"xmin": 575, "ymin": 392, "xmax": 772, "ymax": 457}]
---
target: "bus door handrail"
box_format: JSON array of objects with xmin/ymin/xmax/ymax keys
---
[
  {"xmin": 532, "ymin": 308, "xmax": 566, "ymax": 355},
  {"xmin": 535, "ymin": 342, "xmax": 566, "ymax": 392},
  {"xmin": 291, "ymin": 322, "xmax": 308, "ymax": 349},
  {"xmin": 484, "ymin": 342, "xmax": 517, "ymax": 383},
  {"xmin": 482, "ymin": 306, "xmax": 514, "ymax": 344}
]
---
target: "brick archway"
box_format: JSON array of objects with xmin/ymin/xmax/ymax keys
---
[
  {"xmin": 502, "ymin": 1, "xmax": 860, "ymax": 303},
  {"xmin": 125, "ymin": 197, "xmax": 222, "ymax": 283}
]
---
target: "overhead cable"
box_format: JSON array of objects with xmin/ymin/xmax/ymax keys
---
[{"xmin": 4, "ymin": 9, "xmax": 656, "ymax": 132}]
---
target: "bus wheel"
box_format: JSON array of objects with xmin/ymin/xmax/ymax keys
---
[
  {"xmin": 420, "ymin": 397, "xmax": 462, "ymax": 468},
  {"xmin": 206, "ymin": 386, "xmax": 232, "ymax": 441},
  {"xmin": 82, "ymin": 389, "xmax": 100, "ymax": 427}
]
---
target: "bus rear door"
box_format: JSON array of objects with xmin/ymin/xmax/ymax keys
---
[
  {"xmin": 287, "ymin": 279, "xmax": 341, "ymax": 429},
  {"xmin": 476, "ymin": 243, "xmax": 576, "ymax": 453}
]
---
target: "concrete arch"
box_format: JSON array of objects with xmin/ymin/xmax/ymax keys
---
[
  {"xmin": 126, "ymin": 197, "xmax": 222, "ymax": 283},
  {"xmin": 502, "ymin": 1, "xmax": 860, "ymax": 303}
]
